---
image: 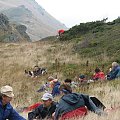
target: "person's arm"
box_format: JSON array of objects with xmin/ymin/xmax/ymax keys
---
[
  {"xmin": 54, "ymin": 104, "xmax": 61, "ymax": 120},
  {"xmin": 8, "ymin": 108, "xmax": 26, "ymax": 120},
  {"xmin": 81, "ymin": 94, "xmax": 105, "ymax": 115}
]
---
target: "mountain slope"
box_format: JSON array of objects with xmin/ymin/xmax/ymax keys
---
[{"xmin": 0, "ymin": 0, "xmax": 67, "ymax": 41}]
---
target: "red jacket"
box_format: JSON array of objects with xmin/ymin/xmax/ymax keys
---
[
  {"xmin": 58, "ymin": 29, "xmax": 65, "ymax": 34},
  {"xmin": 93, "ymin": 71, "xmax": 105, "ymax": 80}
]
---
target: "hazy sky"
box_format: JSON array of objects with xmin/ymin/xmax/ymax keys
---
[{"xmin": 35, "ymin": 0, "xmax": 120, "ymax": 28}]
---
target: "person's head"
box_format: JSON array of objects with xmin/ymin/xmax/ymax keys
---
[
  {"xmin": 34, "ymin": 66, "xmax": 39, "ymax": 71},
  {"xmin": 41, "ymin": 93, "xmax": 53, "ymax": 107},
  {"xmin": 64, "ymin": 79, "xmax": 72, "ymax": 85},
  {"xmin": 0, "ymin": 85, "xmax": 14, "ymax": 105},
  {"xmin": 112, "ymin": 62, "xmax": 119, "ymax": 67},
  {"xmin": 59, "ymin": 84, "xmax": 72, "ymax": 95},
  {"xmin": 95, "ymin": 68, "xmax": 101, "ymax": 73}
]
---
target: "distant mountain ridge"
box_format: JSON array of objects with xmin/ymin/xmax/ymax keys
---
[{"xmin": 0, "ymin": 0, "xmax": 67, "ymax": 41}]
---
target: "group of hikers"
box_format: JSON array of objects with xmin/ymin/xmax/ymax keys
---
[
  {"xmin": 37, "ymin": 61, "xmax": 120, "ymax": 96},
  {"xmin": 0, "ymin": 84, "xmax": 106, "ymax": 120},
  {"xmin": 0, "ymin": 61, "xmax": 120, "ymax": 120},
  {"xmin": 79, "ymin": 61, "xmax": 120, "ymax": 83}
]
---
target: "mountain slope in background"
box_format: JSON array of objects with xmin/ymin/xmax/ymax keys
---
[{"xmin": 0, "ymin": 0, "xmax": 67, "ymax": 41}]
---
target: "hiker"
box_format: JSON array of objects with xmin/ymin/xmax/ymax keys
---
[
  {"xmin": 58, "ymin": 29, "xmax": 65, "ymax": 37},
  {"xmin": 79, "ymin": 74, "xmax": 88, "ymax": 84},
  {"xmin": 37, "ymin": 76, "xmax": 60, "ymax": 94},
  {"xmin": 64, "ymin": 78, "xmax": 77, "ymax": 88},
  {"xmin": 32, "ymin": 66, "xmax": 47, "ymax": 77},
  {"xmin": 28, "ymin": 93, "xmax": 57, "ymax": 120},
  {"xmin": 49, "ymin": 78, "xmax": 61, "ymax": 97},
  {"xmin": 0, "ymin": 85, "xmax": 25, "ymax": 120},
  {"xmin": 25, "ymin": 66, "xmax": 47, "ymax": 78},
  {"xmin": 92, "ymin": 68, "xmax": 105, "ymax": 81},
  {"xmin": 107, "ymin": 62, "xmax": 120, "ymax": 80},
  {"xmin": 54, "ymin": 84, "xmax": 105, "ymax": 120}
]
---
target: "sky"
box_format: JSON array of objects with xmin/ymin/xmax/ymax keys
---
[{"xmin": 35, "ymin": 0, "xmax": 120, "ymax": 28}]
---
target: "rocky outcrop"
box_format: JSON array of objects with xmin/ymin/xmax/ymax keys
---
[{"xmin": 0, "ymin": 13, "xmax": 31, "ymax": 42}]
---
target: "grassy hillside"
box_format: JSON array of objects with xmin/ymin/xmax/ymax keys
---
[
  {"xmin": 0, "ymin": 18, "xmax": 120, "ymax": 119},
  {"xmin": 61, "ymin": 18, "xmax": 120, "ymax": 65},
  {"xmin": 0, "ymin": 40, "xmax": 120, "ymax": 119}
]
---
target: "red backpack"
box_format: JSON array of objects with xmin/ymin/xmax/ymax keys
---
[{"xmin": 61, "ymin": 106, "xmax": 87, "ymax": 120}]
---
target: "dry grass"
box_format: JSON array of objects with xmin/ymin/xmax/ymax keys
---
[{"xmin": 0, "ymin": 41, "xmax": 120, "ymax": 119}]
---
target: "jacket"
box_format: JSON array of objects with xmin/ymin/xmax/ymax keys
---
[
  {"xmin": 107, "ymin": 66, "xmax": 120, "ymax": 80},
  {"xmin": 93, "ymin": 71, "xmax": 105, "ymax": 80},
  {"xmin": 28, "ymin": 102, "xmax": 57, "ymax": 120},
  {"xmin": 52, "ymin": 81, "xmax": 60, "ymax": 97},
  {"xmin": 0, "ymin": 100, "xmax": 26, "ymax": 120},
  {"xmin": 54, "ymin": 93, "xmax": 103, "ymax": 120}
]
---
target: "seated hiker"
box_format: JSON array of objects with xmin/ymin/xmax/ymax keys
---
[
  {"xmin": 79, "ymin": 74, "xmax": 88, "ymax": 84},
  {"xmin": 49, "ymin": 78, "xmax": 61, "ymax": 97},
  {"xmin": 28, "ymin": 93, "xmax": 57, "ymax": 120},
  {"xmin": 92, "ymin": 68, "xmax": 105, "ymax": 81},
  {"xmin": 107, "ymin": 62, "xmax": 120, "ymax": 80},
  {"xmin": 64, "ymin": 78, "xmax": 77, "ymax": 88},
  {"xmin": 25, "ymin": 66, "xmax": 47, "ymax": 78},
  {"xmin": 32, "ymin": 66, "xmax": 42, "ymax": 77},
  {"xmin": 37, "ymin": 76, "xmax": 60, "ymax": 94},
  {"xmin": 0, "ymin": 85, "xmax": 25, "ymax": 120},
  {"xmin": 54, "ymin": 84, "xmax": 105, "ymax": 120}
]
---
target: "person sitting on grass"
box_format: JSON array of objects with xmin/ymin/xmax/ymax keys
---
[
  {"xmin": 64, "ymin": 78, "xmax": 77, "ymax": 88},
  {"xmin": 49, "ymin": 79, "xmax": 61, "ymax": 97},
  {"xmin": 0, "ymin": 85, "xmax": 25, "ymax": 120},
  {"xmin": 54, "ymin": 84, "xmax": 105, "ymax": 120},
  {"xmin": 79, "ymin": 74, "xmax": 88, "ymax": 84},
  {"xmin": 28, "ymin": 93, "xmax": 57, "ymax": 120},
  {"xmin": 107, "ymin": 62, "xmax": 120, "ymax": 80},
  {"xmin": 93, "ymin": 68, "xmax": 105, "ymax": 81}
]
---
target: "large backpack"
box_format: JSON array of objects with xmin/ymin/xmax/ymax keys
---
[{"xmin": 61, "ymin": 106, "xmax": 87, "ymax": 120}]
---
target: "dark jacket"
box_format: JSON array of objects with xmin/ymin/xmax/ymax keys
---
[
  {"xmin": 0, "ymin": 100, "xmax": 26, "ymax": 120},
  {"xmin": 28, "ymin": 102, "xmax": 57, "ymax": 120},
  {"xmin": 107, "ymin": 66, "xmax": 120, "ymax": 80},
  {"xmin": 54, "ymin": 93, "xmax": 103, "ymax": 120},
  {"xmin": 52, "ymin": 81, "xmax": 60, "ymax": 97}
]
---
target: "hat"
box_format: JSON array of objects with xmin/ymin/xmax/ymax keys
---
[
  {"xmin": 41, "ymin": 93, "xmax": 53, "ymax": 101},
  {"xmin": 79, "ymin": 75, "xmax": 85, "ymax": 79},
  {"xmin": 1, "ymin": 85, "xmax": 14, "ymax": 97}
]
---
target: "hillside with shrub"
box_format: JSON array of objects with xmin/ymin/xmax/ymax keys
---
[{"xmin": 60, "ymin": 18, "xmax": 120, "ymax": 65}]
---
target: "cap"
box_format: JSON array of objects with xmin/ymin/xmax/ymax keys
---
[
  {"xmin": 79, "ymin": 75, "xmax": 85, "ymax": 79},
  {"xmin": 1, "ymin": 85, "xmax": 14, "ymax": 97},
  {"xmin": 41, "ymin": 93, "xmax": 53, "ymax": 101}
]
